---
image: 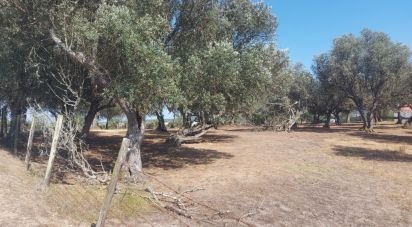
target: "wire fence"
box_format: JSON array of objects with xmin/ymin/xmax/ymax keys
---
[
  {"xmin": 3, "ymin": 110, "xmax": 258, "ymax": 226},
  {"xmin": 28, "ymin": 164, "xmax": 258, "ymax": 226}
]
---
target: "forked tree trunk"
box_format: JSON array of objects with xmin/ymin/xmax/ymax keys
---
[
  {"xmin": 118, "ymin": 100, "xmax": 145, "ymax": 180},
  {"xmin": 49, "ymin": 29, "xmax": 144, "ymax": 179},
  {"xmin": 155, "ymin": 111, "xmax": 167, "ymax": 132}
]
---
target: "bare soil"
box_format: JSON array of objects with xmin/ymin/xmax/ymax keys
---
[
  {"xmin": 0, "ymin": 150, "xmax": 76, "ymax": 226},
  {"xmin": 1, "ymin": 122, "xmax": 411, "ymax": 226}
]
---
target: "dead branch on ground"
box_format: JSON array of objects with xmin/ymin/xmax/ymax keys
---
[{"xmin": 145, "ymin": 186, "xmax": 205, "ymax": 218}]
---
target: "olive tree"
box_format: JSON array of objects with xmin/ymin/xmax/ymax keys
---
[{"xmin": 324, "ymin": 29, "xmax": 411, "ymax": 131}]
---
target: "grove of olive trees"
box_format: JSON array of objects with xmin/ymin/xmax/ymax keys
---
[{"xmin": 0, "ymin": 0, "xmax": 411, "ymax": 179}]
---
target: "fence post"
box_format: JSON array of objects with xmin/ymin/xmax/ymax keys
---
[
  {"xmin": 96, "ymin": 138, "xmax": 130, "ymax": 227},
  {"xmin": 25, "ymin": 115, "xmax": 36, "ymax": 170},
  {"xmin": 41, "ymin": 115, "xmax": 64, "ymax": 190}
]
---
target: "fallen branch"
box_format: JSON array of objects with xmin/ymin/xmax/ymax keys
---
[
  {"xmin": 164, "ymin": 205, "xmax": 192, "ymax": 219},
  {"xmin": 181, "ymin": 186, "xmax": 205, "ymax": 194},
  {"xmin": 166, "ymin": 125, "xmax": 213, "ymax": 146},
  {"xmin": 145, "ymin": 186, "xmax": 205, "ymax": 219}
]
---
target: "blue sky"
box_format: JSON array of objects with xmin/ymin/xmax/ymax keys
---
[{"xmin": 265, "ymin": 0, "xmax": 412, "ymax": 70}]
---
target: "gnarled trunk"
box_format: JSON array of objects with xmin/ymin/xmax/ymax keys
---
[
  {"xmin": 118, "ymin": 100, "xmax": 145, "ymax": 180},
  {"xmin": 357, "ymin": 107, "xmax": 367, "ymax": 129},
  {"xmin": 155, "ymin": 111, "xmax": 167, "ymax": 132},
  {"xmin": 366, "ymin": 111, "xmax": 374, "ymax": 131},
  {"xmin": 366, "ymin": 103, "xmax": 378, "ymax": 131},
  {"xmin": 80, "ymin": 100, "xmax": 100, "ymax": 138}
]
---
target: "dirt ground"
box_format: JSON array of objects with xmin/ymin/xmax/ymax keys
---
[
  {"xmin": 1, "ymin": 122, "xmax": 412, "ymax": 226},
  {"xmin": 0, "ymin": 150, "xmax": 76, "ymax": 226}
]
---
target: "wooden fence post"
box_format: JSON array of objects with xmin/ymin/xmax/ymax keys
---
[
  {"xmin": 41, "ymin": 115, "xmax": 64, "ymax": 190},
  {"xmin": 25, "ymin": 115, "xmax": 36, "ymax": 170},
  {"xmin": 96, "ymin": 138, "xmax": 130, "ymax": 227}
]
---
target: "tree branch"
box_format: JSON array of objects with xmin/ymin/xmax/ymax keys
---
[{"xmin": 49, "ymin": 28, "xmax": 108, "ymax": 87}]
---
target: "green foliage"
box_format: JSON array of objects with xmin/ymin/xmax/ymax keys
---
[
  {"xmin": 315, "ymin": 29, "xmax": 411, "ymax": 126},
  {"xmin": 1, "ymin": 0, "xmax": 283, "ymax": 131},
  {"xmin": 226, "ymin": 0, "xmax": 277, "ymax": 49}
]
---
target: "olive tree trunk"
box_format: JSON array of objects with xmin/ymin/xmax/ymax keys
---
[
  {"xmin": 335, "ymin": 112, "xmax": 341, "ymax": 125},
  {"xmin": 404, "ymin": 117, "xmax": 412, "ymax": 129},
  {"xmin": 396, "ymin": 111, "xmax": 402, "ymax": 124},
  {"xmin": 50, "ymin": 29, "xmax": 144, "ymax": 179},
  {"xmin": 0, "ymin": 106, "xmax": 6, "ymax": 138},
  {"xmin": 357, "ymin": 107, "xmax": 367, "ymax": 129},
  {"xmin": 155, "ymin": 111, "xmax": 167, "ymax": 132},
  {"xmin": 118, "ymin": 100, "xmax": 145, "ymax": 180},
  {"xmin": 323, "ymin": 112, "xmax": 332, "ymax": 128},
  {"xmin": 346, "ymin": 112, "xmax": 351, "ymax": 123},
  {"xmin": 80, "ymin": 100, "xmax": 100, "ymax": 138},
  {"xmin": 366, "ymin": 111, "xmax": 374, "ymax": 131},
  {"xmin": 105, "ymin": 116, "xmax": 111, "ymax": 129}
]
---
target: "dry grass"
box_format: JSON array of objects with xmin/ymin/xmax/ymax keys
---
[
  {"xmin": 1, "ymin": 121, "xmax": 411, "ymax": 226},
  {"xmin": 45, "ymin": 183, "xmax": 149, "ymax": 223}
]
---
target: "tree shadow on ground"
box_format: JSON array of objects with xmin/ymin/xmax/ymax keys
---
[
  {"xmin": 347, "ymin": 131, "xmax": 412, "ymax": 145},
  {"xmin": 293, "ymin": 125, "xmax": 355, "ymax": 134},
  {"xmin": 333, "ymin": 145, "xmax": 412, "ymax": 162},
  {"xmin": 224, "ymin": 124, "xmax": 361, "ymax": 133},
  {"xmin": 222, "ymin": 127, "xmax": 263, "ymax": 133},
  {"xmin": 86, "ymin": 130, "xmax": 234, "ymax": 171},
  {"xmin": 142, "ymin": 141, "xmax": 233, "ymax": 169},
  {"xmin": 181, "ymin": 133, "xmax": 237, "ymax": 144}
]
